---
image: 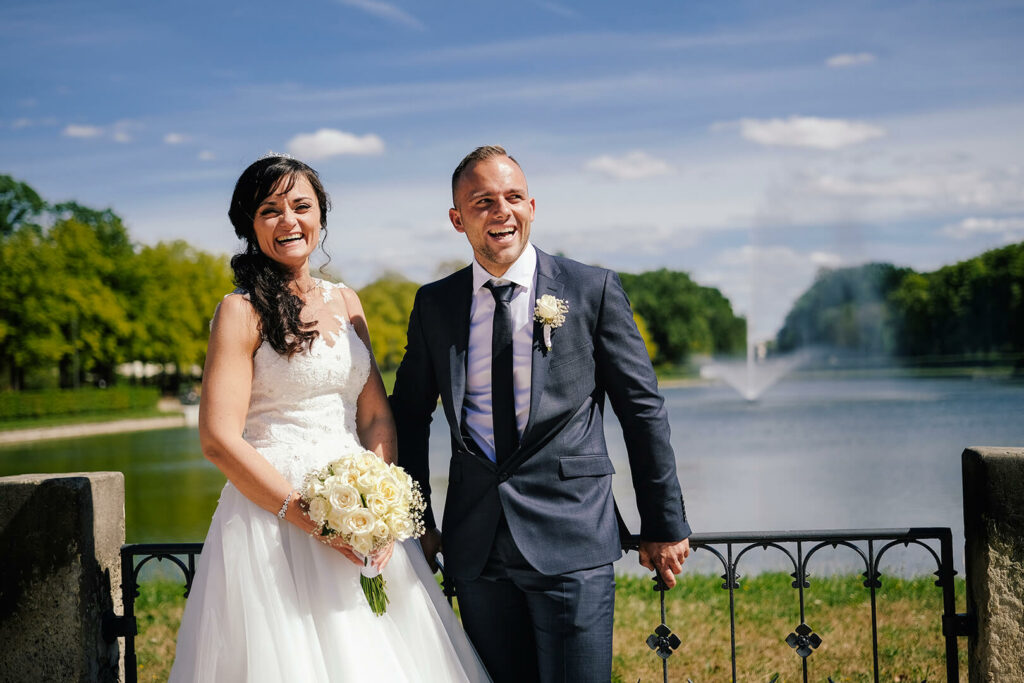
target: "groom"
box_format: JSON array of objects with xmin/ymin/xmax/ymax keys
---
[{"xmin": 390, "ymin": 146, "xmax": 691, "ymax": 682}]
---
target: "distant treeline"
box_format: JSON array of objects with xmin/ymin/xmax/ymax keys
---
[
  {"xmin": 360, "ymin": 268, "xmax": 749, "ymax": 373},
  {"xmin": 1, "ymin": 175, "xmax": 745, "ymax": 391},
  {"xmin": 776, "ymin": 241, "xmax": 1024, "ymax": 357},
  {"xmin": 619, "ymin": 269, "xmax": 746, "ymax": 365},
  {"xmin": 1, "ymin": 175, "xmax": 234, "ymax": 391}
]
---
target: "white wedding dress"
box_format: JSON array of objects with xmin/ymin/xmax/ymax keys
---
[{"xmin": 170, "ymin": 281, "xmax": 490, "ymax": 682}]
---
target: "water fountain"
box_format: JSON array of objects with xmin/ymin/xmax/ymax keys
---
[{"xmin": 701, "ymin": 343, "xmax": 809, "ymax": 401}]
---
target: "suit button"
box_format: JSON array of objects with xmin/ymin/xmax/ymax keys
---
[{"xmin": 498, "ymin": 472, "xmax": 511, "ymax": 483}]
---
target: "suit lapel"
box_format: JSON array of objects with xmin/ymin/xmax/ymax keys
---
[
  {"xmin": 449, "ymin": 268, "xmax": 473, "ymax": 435},
  {"xmin": 522, "ymin": 249, "xmax": 564, "ymax": 442}
]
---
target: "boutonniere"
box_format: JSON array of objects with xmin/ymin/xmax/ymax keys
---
[{"xmin": 534, "ymin": 295, "xmax": 569, "ymax": 351}]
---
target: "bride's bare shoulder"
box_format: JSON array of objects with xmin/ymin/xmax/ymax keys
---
[{"xmin": 210, "ymin": 292, "xmax": 261, "ymax": 351}]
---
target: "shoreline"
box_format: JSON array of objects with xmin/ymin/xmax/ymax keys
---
[
  {"xmin": 0, "ymin": 415, "xmax": 187, "ymax": 446},
  {"xmin": 1, "ymin": 366, "xmax": 1017, "ymax": 446}
]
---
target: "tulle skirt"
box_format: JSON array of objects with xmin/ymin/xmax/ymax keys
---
[{"xmin": 169, "ymin": 483, "xmax": 490, "ymax": 682}]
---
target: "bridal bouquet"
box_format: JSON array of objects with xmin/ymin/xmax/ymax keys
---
[{"xmin": 299, "ymin": 450, "xmax": 426, "ymax": 615}]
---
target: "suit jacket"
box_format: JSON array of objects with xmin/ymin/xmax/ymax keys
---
[{"xmin": 390, "ymin": 248, "xmax": 690, "ymax": 580}]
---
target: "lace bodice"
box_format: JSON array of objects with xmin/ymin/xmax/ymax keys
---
[{"xmin": 236, "ymin": 280, "xmax": 372, "ymax": 484}]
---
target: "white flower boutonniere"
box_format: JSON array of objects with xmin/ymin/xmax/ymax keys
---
[{"xmin": 534, "ymin": 295, "xmax": 569, "ymax": 351}]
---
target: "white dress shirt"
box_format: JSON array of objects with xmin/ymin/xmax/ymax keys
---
[{"xmin": 463, "ymin": 243, "xmax": 537, "ymax": 462}]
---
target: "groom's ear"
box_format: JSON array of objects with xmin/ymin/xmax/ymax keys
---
[{"xmin": 449, "ymin": 207, "xmax": 465, "ymax": 233}]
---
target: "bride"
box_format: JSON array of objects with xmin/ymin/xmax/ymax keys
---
[{"xmin": 169, "ymin": 155, "xmax": 489, "ymax": 682}]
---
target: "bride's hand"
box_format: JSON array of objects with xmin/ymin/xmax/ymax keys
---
[
  {"xmin": 319, "ymin": 535, "xmax": 363, "ymax": 566},
  {"xmin": 371, "ymin": 541, "xmax": 394, "ymax": 572}
]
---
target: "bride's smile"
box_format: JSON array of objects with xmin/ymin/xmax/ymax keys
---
[{"xmin": 253, "ymin": 174, "xmax": 322, "ymax": 269}]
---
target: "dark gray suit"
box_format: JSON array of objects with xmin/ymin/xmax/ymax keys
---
[{"xmin": 390, "ymin": 248, "xmax": 690, "ymax": 681}]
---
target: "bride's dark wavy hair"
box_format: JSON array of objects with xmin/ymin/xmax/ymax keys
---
[{"xmin": 228, "ymin": 156, "xmax": 332, "ymax": 357}]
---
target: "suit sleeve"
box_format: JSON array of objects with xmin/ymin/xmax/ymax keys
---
[
  {"xmin": 593, "ymin": 270, "xmax": 691, "ymax": 542},
  {"xmin": 389, "ymin": 289, "xmax": 441, "ymax": 530}
]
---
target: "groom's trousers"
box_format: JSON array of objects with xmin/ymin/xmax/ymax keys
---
[{"xmin": 453, "ymin": 513, "xmax": 615, "ymax": 683}]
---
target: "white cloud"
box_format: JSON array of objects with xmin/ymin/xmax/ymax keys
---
[
  {"xmin": 941, "ymin": 216, "xmax": 1024, "ymax": 240},
  {"xmin": 286, "ymin": 129, "xmax": 385, "ymax": 160},
  {"xmin": 336, "ymin": 0, "xmax": 425, "ymax": 30},
  {"xmin": 63, "ymin": 124, "xmax": 103, "ymax": 138},
  {"xmin": 12, "ymin": 118, "xmax": 33, "ymax": 129},
  {"xmin": 584, "ymin": 150, "xmax": 674, "ymax": 180},
  {"xmin": 198, "ymin": 150, "xmax": 216, "ymax": 161},
  {"xmin": 731, "ymin": 116, "xmax": 885, "ymax": 150},
  {"xmin": 112, "ymin": 120, "xmax": 140, "ymax": 143},
  {"xmin": 164, "ymin": 132, "xmax": 188, "ymax": 144},
  {"xmin": 810, "ymin": 251, "xmax": 843, "ymax": 267},
  {"xmin": 812, "ymin": 170, "xmax": 1024, "ymax": 209},
  {"xmin": 826, "ymin": 52, "xmax": 877, "ymax": 68}
]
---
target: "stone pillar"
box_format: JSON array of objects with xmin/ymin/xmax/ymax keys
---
[
  {"xmin": 962, "ymin": 447, "xmax": 1024, "ymax": 682},
  {"xmin": 0, "ymin": 472, "xmax": 125, "ymax": 682}
]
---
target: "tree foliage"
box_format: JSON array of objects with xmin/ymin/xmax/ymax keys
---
[
  {"xmin": 0, "ymin": 178, "xmax": 232, "ymax": 390},
  {"xmin": 0, "ymin": 176, "xmax": 750, "ymax": 388},
  {"xmin": 619, "ymin": 269, "xmax": 746, "ymax": 365},
  {"xmin": 775, "ymin": 242, "xmax": 1024, "ymax": 357},
  {"xmin": 358, "ymin": 274, "xmax": 420, "ymax": 371}
]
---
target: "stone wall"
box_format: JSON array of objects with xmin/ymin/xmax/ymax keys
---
[
  {"xmin": 0, "ymin": 472, "xmax": 125, "ymax": 682},
  {"xmin": 962, "ymin": 447, "xmax": 1024, "ymax": 682}
]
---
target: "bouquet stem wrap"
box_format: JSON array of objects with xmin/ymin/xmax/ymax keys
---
[
  {"xmin": 358, "ymin": 554, "xmax": 389, "ymax": 616},
  {"xmin": 300, "ymin": 450, "xmax": 426, "ymax": 616}
]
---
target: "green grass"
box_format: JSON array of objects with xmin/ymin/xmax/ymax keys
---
[
  {"xmin": 0, "ymin": 407, "xmax": 179, "ymax": 432},
  {"xmin": 132, "ymin": 572, "xmax": 966, "ymax": 683}
]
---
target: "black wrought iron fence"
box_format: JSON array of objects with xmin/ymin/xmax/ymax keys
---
[
  {"xmin": 620, "ymin": 527, "xmax": 969, "ymax": 682},
  {"xmin": 107, "ymin": 527, "xmax": 969, "ymax": 683}
]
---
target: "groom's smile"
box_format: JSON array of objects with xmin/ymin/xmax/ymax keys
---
[{"xmin": 449, "ymin": 155, "xmax": 535, "ymax": 278}]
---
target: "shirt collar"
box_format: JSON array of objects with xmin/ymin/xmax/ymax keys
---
[{"xmin": 472, "ymin": 242, "xmax": 536, "ymax": 292}]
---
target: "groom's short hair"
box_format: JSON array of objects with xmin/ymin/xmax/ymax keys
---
[{"xmin": 451, "ymin": 145, "xmax": 522, "ymax": 204}]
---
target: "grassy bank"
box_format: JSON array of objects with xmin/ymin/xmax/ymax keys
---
[
  {"xmin": 0, "ymin": 407, "xmax": 177, "ymax": 432},
  {"xmin": 132, "ymin": 572, "xmax": 965, "ymax": 682}
]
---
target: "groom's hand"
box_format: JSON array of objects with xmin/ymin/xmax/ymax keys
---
[
  {"xmin": 419, "ymin": 527, "xmax": 443, "ymax": 573},
  {"xmin": 638, "ymin": 539, "xmax": 691, "ymax": 589}
]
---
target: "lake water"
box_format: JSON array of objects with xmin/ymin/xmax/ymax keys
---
[{"xmin": 3, "ymin": 375, "xmax": 1022, "ymax": 577}]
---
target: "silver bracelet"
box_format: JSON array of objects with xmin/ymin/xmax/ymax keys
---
[{"xmin": 277, "ymin": 490, "xmax": 295, "ymax": 519}]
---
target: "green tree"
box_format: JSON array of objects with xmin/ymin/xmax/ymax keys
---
[
  {"xmin": 776, "ymin": 263, "xmax": 909, "ymax": 353},
  {"xmin": 0, "ymin": 225, "xmax": 66, "ymax": 388},
  {"xmin": 633, "ymin": 312, "xmax": 658, "ymax": 362},
  {"xmin": 0, "ymin": 174, "xmax": 46, "ymax": 236},
  {"xmin": 619, "ymin": 269, "xmax": 745, "ymax": 365},
  {"xmin": 48, "ymin": 218, "xmax": 133, "ymax": 386},
  {"xmin": 358, "ymin": 274, "xmax": 420, "ymax": 371},
  {"xmin": 778, "ymin": 243, "xmax": 1024, "ymax": 358},
  {"xmin": 0, "ymin": 176, "xmax": 239, "ymax": 391},
  {"xmin": 128, "ymin": 241, "xmax": 234, "ymax": 376}
]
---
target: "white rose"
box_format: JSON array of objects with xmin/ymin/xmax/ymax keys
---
[
  {"xmin": 375, "ymin": 475, "xmax": 405, "ymax": 507},
  {"xmin": 388, "ymin": 515, "xmax": 415, "ymax": 540},
  {"xmin": 307, "ymin": 496, "xmax": 330, "ymax": 525},
  {"xmin": 328, "ymin": 483, "xmax": 361, "ymax": 511},
  {"xmin": 322, "ymin": 474, "xmax": 345, "ymax": 491},
  {"xmin": 372, "ymin": 519, "xmax": 390, "ymax": 542},
  {"xmin": 354, "ymin": 470, "xmax": 377, "ymax": 494},
  {"xmin": 353, "ymin": 451, "xmax": 378, "ymax": 474},
  {"xmin": 350, "ymin": 534, "xmax": 374, "ymax": 557},
  {"xmin": 338, "ymin": 469, "xmax": 360, "ymax": 488},
  {"xmin": 326, "ymin": 506, "xmax": 348, "ymax": 535},
  {"xmin": 536, "ymin": 295, "xmax": 562, "ymax": 320},
  {"xmin": 340, "ymin": 508, "xmax": 376, "ymax": 537},
  {"xmin": 365, "ymin": 494, "xmax": 389, "ymax": 519}
]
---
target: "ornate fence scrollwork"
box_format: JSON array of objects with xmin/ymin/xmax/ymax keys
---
[
  {"xmin": 111, "ymin": 528, "xmax": 964, "ymax": 683},
  {"xmin": 622, "ymin": 527, "xmax": 963, "ymax": 683},
  {"xmin": 105, "ymin": 543, "xmax": 203, "ymax": 683}
]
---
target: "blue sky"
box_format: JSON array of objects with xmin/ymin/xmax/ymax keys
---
[{"xmin": 3, "ymin": 0, "xmax": 1023, "ymax": 339}]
